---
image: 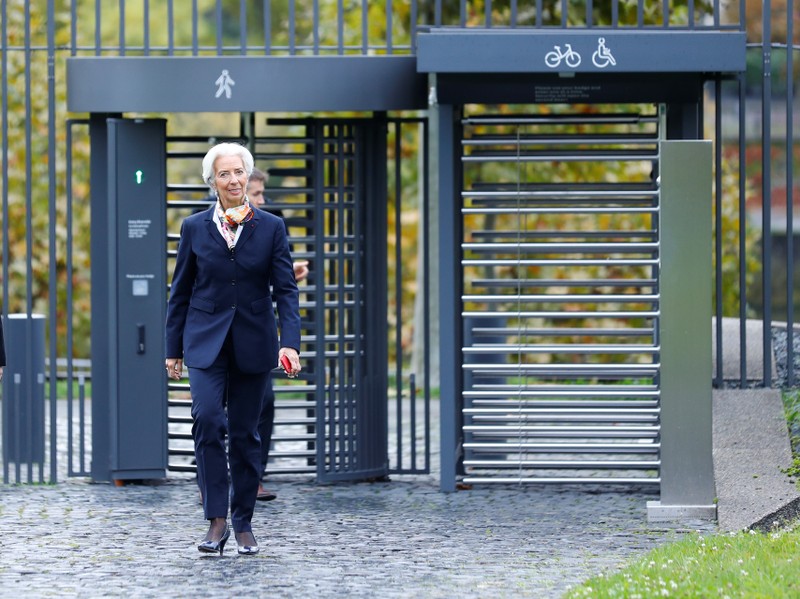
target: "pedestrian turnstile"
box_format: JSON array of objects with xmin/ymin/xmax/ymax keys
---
[{"xmin": 90, "ymin": 118, "xmax": 168, "ymax": 482}]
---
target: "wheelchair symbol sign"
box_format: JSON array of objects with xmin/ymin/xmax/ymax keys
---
[{"xmin": 592, "ymin": 38, "xmax": 616, "ymax": 68}]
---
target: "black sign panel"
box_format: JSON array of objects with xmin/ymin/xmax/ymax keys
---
[
  {"xmin": 67, "ymin": 56, "xmax": 426, "ymax": 113},
  {"xmin": 436, "ymin": 73, "xmax": 705, "ymax": 105}
]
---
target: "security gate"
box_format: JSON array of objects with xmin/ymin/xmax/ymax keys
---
[
  {"xmin": 166, "ymin": 116, "xmax": 430, "ymax": 482},
  {"xmin": 459, "ymin": 105, "xmax": 662, "ymax": 485}
]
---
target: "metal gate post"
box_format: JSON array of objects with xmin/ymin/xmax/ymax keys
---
[
  {"xmin": 90, "ymin": 117, "xmax": 168, "ymax": 483},
  {"xmin": 648, "ymin": 140, "xmax": 717, "ymax": 521},
  {"xmin": 430, "ymin": 80, "xmax": 463, "ymax": 492}
]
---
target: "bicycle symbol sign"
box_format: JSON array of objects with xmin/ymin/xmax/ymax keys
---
[
  {"xmin": 544, "ymin": 37, "xmax": 617, "ymax": 69},
  {"xmin": 545, "ymin": 43, "xmax": 581, "ymax": 68}
]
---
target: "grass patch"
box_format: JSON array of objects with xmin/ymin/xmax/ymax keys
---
[
  {"xmin": 782, "ymin": 390, "xmax": 800, "ymax": 482},
  {"xmin": 54, "ymin": 379, "xmax": 92, "ymax": 399},
  {"xmin": 565, "ymin": 389, "xmax": 800, "ymax": 598},
  {"xmin": 564, "ymin": 525, "xmax": 800, "ymax": 598}
]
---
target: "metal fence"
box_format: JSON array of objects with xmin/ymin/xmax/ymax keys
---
[{"xmin": 1, "ymin": 0, "xmax": 797, "ymax": 484}]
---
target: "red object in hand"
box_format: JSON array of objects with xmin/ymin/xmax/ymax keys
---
[{"xmin": 280, "ymin": 355, "xmax": 292, "ymax": 375}]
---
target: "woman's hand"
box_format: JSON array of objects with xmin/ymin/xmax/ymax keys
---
[
  {"xmin": 165, "ymin": 358, "xmax": 183, "ymax": 380},
  {"xmin": 278, "ymin": 348, "xmax": 301, "ymax": 378},
  {"xmin": 293, "ymin": 261, "xmax": 309, "ymax": 282}
]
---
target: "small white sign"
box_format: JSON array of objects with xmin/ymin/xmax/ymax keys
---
[
  {"xmin": 545, "ymin": 43, "xmax": 581, "ymax": 68},
  {"xmin": 592, "ymin": 38, "xmax": 617, "ymax": 68},
  {"xmin": 215, "ymin": 69, "xmax": 235, "ymax": 99},
  {"xmin": 128, "ymin": 219, "xmax": 151, "ymax": 239},
  {"xmin": 132, "ymin": 279, "xmax": 149, "ymax": 296}
]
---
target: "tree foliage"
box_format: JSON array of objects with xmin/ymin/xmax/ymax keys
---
[
  {"xmin": 2, "ymin": 0, "xmax": 92, "ymax": 356},
  {"xmin": 0, "ymin": 0, "xmax": 774, "ymax": 365}
]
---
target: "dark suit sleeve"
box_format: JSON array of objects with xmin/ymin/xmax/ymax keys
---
[
  {"xmin": 269, "ymin": 217, "xmax": 302, "ymax": 352},
  {"xmin": 165, "ymin": 219, "xmax": 198, "ymax": 358},
  {"xmin": 264, "ymin": 200, "xmax": 292, "ymax": 252}
]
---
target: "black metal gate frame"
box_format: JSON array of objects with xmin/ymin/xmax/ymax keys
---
[{"xmin": 163, "ymin": 115, "xmax": 431, "ymax": 483}]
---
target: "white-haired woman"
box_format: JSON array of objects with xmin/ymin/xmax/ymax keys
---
[{"xmin": 165, "ymin": 142, "xmax": 301, "ymax": 556}]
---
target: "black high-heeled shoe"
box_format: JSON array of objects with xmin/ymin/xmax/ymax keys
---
[
  {"xmin": 235, "ymin": 531, "xmax": 259, "ymax": 556},
  {"xmin": 198, "ymin": 523, "xmax": 230, "ymax": 556}
]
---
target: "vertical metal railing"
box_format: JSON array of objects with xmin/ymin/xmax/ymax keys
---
[
  {"xmin": 56, "ymin": 0, "xmax": 746, "ymax": 57},
  {"xmin": 389, "ymin": 117, "xmax": 431, "ymax": 475},
  {"xmin": 761, "ymin": 0, "xmax": 773, "ymax": 386},
  {"xmin": 47, "ymin": 0, "xmax": 59, "ymax": 483},
  {"xmin": 738, "ymin": 72, "xmax": 748, "ymax": 386},
  {"xmin": 785, "ymin": 0, "xmax": 796, "ymax": 387},
  {"xmin": 65, "ymin": 120, "xmax": 91, "ymax": 478}
]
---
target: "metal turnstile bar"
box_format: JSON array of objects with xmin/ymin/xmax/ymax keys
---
[
  {"xmin": 464, "ymin": 406, "xmax": 658, "ymax": 416},
  {"xmin": 463, "ymin": 151, "xmax": 657, "ymax": 163},
  {"xmin": 462, "ymin": 344, "xmax": 659, "ymax": 355},
  {"xmin": 466, "ymin": 326, "xmax": 655, "ymax": 335},
  {"xmin": 462, "ymin": 207, "xmax": 657, "ymax": 215},
  {"xmin": 462, "ymin": 258, "xmax": 658, "ymax": 267},
  {"xmin": 463, "ymin": 441, "xmax": 659, "ymax": 453},
  {"xmin": 463, "ymin": 242, "xmax": 658, "ymax": 253},
  {"xmin": 468, "ymin": 191, "xmax": 656, "ymax": 197},
  {"xmin": 463, "ymin": 135, "xmax": 658, "ymax": 146},
  {"xmin": 461, "ymin": 476, "xmax": 660, "ymax": 484},
  {"xmin": 469, "ymin": 400, "xmax": 659, "ymax": 409},
  {"xmin": 469, "ymin": 280, "xmax": 657, "ymax": 289},
  {"xmin": 465, "ymin": 425, "xmax": 659, "ymax": 436},
  {"xmin": 462, "ymin": 114, "xmax": 659, "ymax": 125},
  {"xmin": 462, "ymin": 310, "xmax": 658, "ymax": 318},
  {"xmin": 466, "ymin": 329, "xmax": 655, "ymax": 340},
  {"xmin": 463, "ymin": 459, "xmax": 660, "ymax": 469},
  {"xmin": 470, "ymin": 231, "xmax": 658, "ymax": 240},
  {"xmin": 462, "ymin": 293, "xmax": 658, "ymax": 303}
]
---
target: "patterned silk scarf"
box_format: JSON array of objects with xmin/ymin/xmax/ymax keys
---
[{"xmin": 215, "ymin": 200, "xmax": 254, "ymax": 248}]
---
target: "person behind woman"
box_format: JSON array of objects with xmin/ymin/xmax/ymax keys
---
[
  {"xmin": 246, "ymin": 167, "xmax": 308, "ymax": 501},
  {"xmin": 165, "ymin": 143, "xmax": 301, "ymax": 556}
]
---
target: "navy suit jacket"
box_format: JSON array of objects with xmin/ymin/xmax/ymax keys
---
[{"xmin": 165, "ymin": 205, "xmax": 301, "ymax": 373}]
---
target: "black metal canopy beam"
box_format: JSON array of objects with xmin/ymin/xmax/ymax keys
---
[
  {"xmin": 417, "ymin": 29, "xmax": 746, "ymax": 74},
  {"xmin": 67, "ymin": 56, "xmax": 427, "ymax": 113}
]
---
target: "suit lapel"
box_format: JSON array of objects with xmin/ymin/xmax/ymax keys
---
[
  {"xmin": 204, "ymin": 206, "xmax": 230, "ymax": 251},
  {"xmin": 235, "ymin": 209, "xmax": 259, "ymax": 250}
]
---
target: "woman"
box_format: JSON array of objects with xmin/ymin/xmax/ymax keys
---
[{"xmin": 165, "ymin": 143, "xmax": 301, "ymax": 556}]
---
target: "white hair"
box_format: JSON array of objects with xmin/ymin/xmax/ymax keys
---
[{"xmin": 201, "ymin": 143, "xmax": 255, "ymax": 188}]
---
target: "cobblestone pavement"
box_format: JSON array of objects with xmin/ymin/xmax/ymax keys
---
[
  {"xmin": 0, "ymin": 474, "xmax": 714, "ymax": 598},
  {"xmin": 0, "ymin": 396, "xmax": 719, "ymax": 598}
]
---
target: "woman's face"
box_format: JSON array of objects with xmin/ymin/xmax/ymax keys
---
[{"xmin": 212, "ymin": 154, "xmax": 249, "ymax": 210}]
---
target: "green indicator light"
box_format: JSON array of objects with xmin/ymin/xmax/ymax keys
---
[{"xmin": 135, "ymin": 170, "xmax": 144, "ymax": 184}]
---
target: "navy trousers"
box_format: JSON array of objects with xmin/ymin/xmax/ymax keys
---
[{"xmin": 189, "ymin": 331, "xmax": 268, "ymax": 534}]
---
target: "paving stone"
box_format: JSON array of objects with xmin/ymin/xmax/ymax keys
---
[
  {"xmin": 4, "ymin": 332, "xmax": 796, "ymax": 597},
  {"xmin": 0, "ymin": 476, "xmax": 716, "ymax": 598}
]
